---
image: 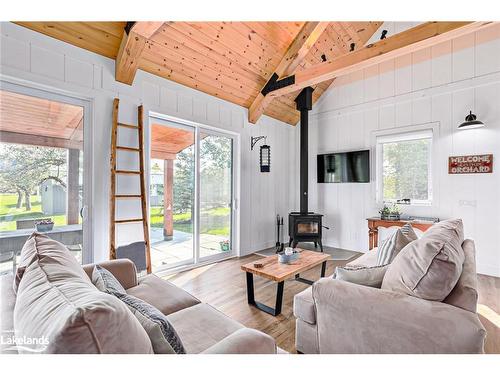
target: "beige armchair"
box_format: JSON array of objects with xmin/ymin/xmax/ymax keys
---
[{"xmin": 294, "ymin": 240, "xmax": 486, "ymax": 354}]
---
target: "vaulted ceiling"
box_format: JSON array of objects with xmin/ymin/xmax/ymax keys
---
[
  {"xmin": 15, "ymin": 21, "xmax": 495, "ymax": 126},
  {"xmin": 16, "ymin": 21, "xmax": 383, "ymax": 125}
]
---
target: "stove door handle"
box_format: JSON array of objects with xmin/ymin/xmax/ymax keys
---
[{"xmin": 322, "ymin": 225, "xmax": 330, "ymax": 230}]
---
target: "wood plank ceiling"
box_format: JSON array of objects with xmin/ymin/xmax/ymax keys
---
[{"xmin": 16, "ymin": 21, "xmax": 384, "ymax": 125}]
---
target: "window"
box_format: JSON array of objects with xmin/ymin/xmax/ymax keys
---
[
  {"xmin": 0, "ymin": 83, "xmax": 92, "ymax": 275},
  {"xmin": 376, "ymin": 129, "xmax": 433, "ymax": 205}
]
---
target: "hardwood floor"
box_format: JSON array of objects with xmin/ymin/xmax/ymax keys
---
[{"xmin": 165, "ymin": 253, "xmax": 500, "ymax": 354}]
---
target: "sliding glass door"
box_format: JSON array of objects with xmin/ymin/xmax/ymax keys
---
[
  {"xmin": 149, "ymin": 120, "xmax": 195, "ymax": 270},
  {"xmin": 149, "ymin": 115, "xmax": 236, "ymax": 272},
  {"xmin": 0, "ymin": 81, "xmax": 92, "ymax": 274}
]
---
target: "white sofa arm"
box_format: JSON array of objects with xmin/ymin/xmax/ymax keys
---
[{"xmin": 312, "ymin": 278, "xmax": 486, "ymax": 354}]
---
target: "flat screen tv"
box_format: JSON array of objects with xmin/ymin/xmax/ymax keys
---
[{"xmin": 317, "ymin": 150, "xmax": 370, "ymax": 183}]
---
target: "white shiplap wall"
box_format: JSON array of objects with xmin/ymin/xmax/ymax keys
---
[
  {"xmin": 0, "ymin": 22, "xmax": 297, "ymax": 262},
  {"xmin": 308, "ymin": 23, "xmax": 500, "ymax": 277}
]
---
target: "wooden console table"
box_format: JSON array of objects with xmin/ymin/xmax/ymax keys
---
[{"xmin": 367, "ymin": 217, "xmax": 435, "ymax": 250}]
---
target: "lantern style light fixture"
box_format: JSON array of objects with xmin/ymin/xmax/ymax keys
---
[
  {"xmin": 458, "ymin": 110, "xmax": 485, "ymax": 130},
  {"xmin": 251, "ymin": 136, "xmax": 270, "ymax": 173},
  {"xmin": 260, "ymin": 144, "xmax": 271, "ymax": 172}
]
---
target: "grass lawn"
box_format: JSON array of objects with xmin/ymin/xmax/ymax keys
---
[
  {"xmin": 0, "ymin": 194, "xmax": 71, "ymax": 231},
  {"xmin": 0, "ymin": 193, "xmax": 229, "ymax": 237},
  {"xmin": 150, "ymin": 206, "xmax": 230, "ymax": 236}
]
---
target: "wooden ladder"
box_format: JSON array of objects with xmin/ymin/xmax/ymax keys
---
[{"xmin": 110, "ymin": 98, "xmax": 151, "ymax": 273}]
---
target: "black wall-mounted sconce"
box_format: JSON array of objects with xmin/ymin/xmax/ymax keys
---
[
  {"xmin": 458, "ymin": 110, "xmax": 484, "ymax": 130},
  {"xmin": 251, "ymin": 136, "xmax": 270, "ymax": 172}
]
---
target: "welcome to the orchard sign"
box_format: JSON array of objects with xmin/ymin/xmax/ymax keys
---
[{"xmin": 448, "ymin": 154, "xmax": 493, "ymax": 174}]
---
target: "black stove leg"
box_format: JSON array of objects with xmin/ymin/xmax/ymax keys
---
[
  {"xmin": 288, "ymin": 238, "xmax": 292, "ymax": 247},
  {"xmin": 318, "ymin": 239, "xmax": 324, "ymax": 252},
  {"xmin": 314, "ymin": 241, "xmax": 317, "ymax": 248}
]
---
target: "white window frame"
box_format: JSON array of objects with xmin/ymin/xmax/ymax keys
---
[{"xmin": 373, "ymin": 123, "xmax": 439, "ymax": 207}]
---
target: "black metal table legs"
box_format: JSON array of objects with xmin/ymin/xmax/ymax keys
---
[
  {"xmin": 245, "ymin": 261, "xmax": 327, "ymax": 316},
  {"xmin": 246, "ymin": 272, "xmax": 284, "ymax": 316},
  {"xmin": 294, "ymin": 261, "xmax": 327, "ymax": 285}
]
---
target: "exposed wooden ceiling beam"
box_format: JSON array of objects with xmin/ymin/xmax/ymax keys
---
[
  {"xmin": 264, "ymin": 22, "xmax": 495, "ymax": 99},
  {"xmin": 248, "ymin": 22, "xmax": 329, "ymax": 124},
  {"xmin": 115, "ymin": 22, "xmax": 163, "ymax": 85}
]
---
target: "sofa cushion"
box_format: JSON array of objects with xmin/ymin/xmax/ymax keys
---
[
  {"xmin": 293, "ymin": 286, "xmax": 316, "ymax": 324},
  {"xmin": 381, "ymin": 219, "xmax": 465, "ymax": 301},
  {"xmin": 167, "ymin": 303, "xmax": 244, "ymax": 353},
  {"xmin": 14, "ymin": 233, "xmax": 153, "ymax": 354},
  {"xmin": 376, "ymin": 225, "xmax": 415, "ymax": 266},
  {"xmin": 347, "ymin": 248, "xmax": 379, "ymax": 268},
  {"xmin": 92, "ymin": 265, "xmax": 185, "ymax": 354},
  {"xmin": 443, "ymin": 239, "xmax": 478, "ymax": 313},
  {"xmin": 126, "ymin": 274, "xmax": 200, "ymax": 315},
  {"xmin": 201, "ymin": 328, "xmax": 277, "ymax": 354},
  {"xmin": 334, "ymin": 264, "xmax": 390, "ymax": 288}
]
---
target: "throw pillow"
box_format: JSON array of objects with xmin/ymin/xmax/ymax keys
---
[
  {"xmin": 376, "ymin": 226, "xmax": 414, "ymax": 266},
  {"xmin": 92, "ymin": 265, "xmax": 127, "ymax": 295},
  {"xmin": 381, "ymin": 218, "xmax": 465, "ymax": 301},
  {"xmin": 92, "ymin": 265, "xmax": 185, "ymax": 354},
  {"xmin": 334, "ymin": 264, "xmax": 389, "ymax": 288},
  {"xmin": 400, "ymin": 223, "xmax": 418, "ymax": 241}
]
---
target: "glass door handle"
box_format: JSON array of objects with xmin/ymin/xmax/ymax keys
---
[{"xmin": 80, "ymin": 206, "xmax": 88, "ymax": 219}]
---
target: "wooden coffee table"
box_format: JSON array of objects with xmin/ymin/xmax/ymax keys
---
[{"xmin": 241, "ymin": 249, "xmax": 330, "ymax": 316}]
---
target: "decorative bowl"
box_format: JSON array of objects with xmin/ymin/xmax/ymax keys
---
[{"xmin": 278, "ymin": 251, "xmax": 300, "ymax": 264}]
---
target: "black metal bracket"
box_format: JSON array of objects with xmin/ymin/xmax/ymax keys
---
[
  {"xmin": 261, "ymin": 72, "xmax": 296, "ymax": 96},
  {"xmin": 124, "ymin": 22, "xmax": 136, "ymax": 35},
  {"xmin": 380, "ymin": 29, "xmax": 388, "ymax": 40},
  {"xmin": 251, "ymin": 136, "xmax": 267, "ymax": 150}
]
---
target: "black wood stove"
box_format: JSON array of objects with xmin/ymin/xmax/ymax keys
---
[{"xmin": 288, "ymin": 87, "xmax": 326, "ymax": 252}]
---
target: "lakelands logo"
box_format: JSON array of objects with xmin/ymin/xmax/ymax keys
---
[{"xmin": 1, "ymin": 330, "xmax": 49, "ymax": 353}]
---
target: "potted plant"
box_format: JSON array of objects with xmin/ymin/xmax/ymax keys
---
[
  {"xmin": 219, "ymin": 240, "xmax": 230, "ymax": 251},
  {"xmin": 35, "ymin": 218, "xmax": 54, "ymax": 232},
  {"xmin": 379, "ymin": 203, "xmax": 402, "ymax": 221}
]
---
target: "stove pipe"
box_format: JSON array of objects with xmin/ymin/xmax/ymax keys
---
[{"xmin": 295, "ymin": 87, "xmax": 314, "ymax": 214}]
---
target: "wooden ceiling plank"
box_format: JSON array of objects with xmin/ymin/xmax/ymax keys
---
[
  {"xmin": 85, "ymin": 22, "xmax": 128, "ymax": 38},
  {"xmin": 167, "ymin": 22, "xmax": 270, "ymax": 79},
  {"xmin": 267, "ymin": 22, "xmax": 494, "ymax": 99},
  {"xmin": 340, "ymin": 22, "xmax": 363, "ymax": 45},
  {"xmin": 132, "ymin": 22, "xmax": 165, "ymax": 38},
  {"xmin": 15, "ymin": 22, "xmax": 121, "ymax": 59},
  {"xmin": 199, "ymin": 22, "xmax": 281, "ymax": 79},
  {"xmin": 115, "ymin": 22, "xmax": 163, "ymax": 85},
  {"xmin": 141, "ymin": 48, "xmax": 257, "ymax": 103},
  {"xmin": 248, "ymin": 22, "xmax": 329, "ymax": 124},
  {"xmin": 155, "ymin": 25, "xmax": 266, "ymax": 86},
  {"xmin": 147, "ymin": 33, "xmax": 264, "ymax": 92},
  {"xmin": 228, "ymin": 22, "xmax": 287, "ymax": 61},
  {"xmin": 242, "ymin": 22, "xmax": 296, "ymax": 51},
  {"xmin": 275, "ymin": 22, "xmax": 306, "ymax": 38}
]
